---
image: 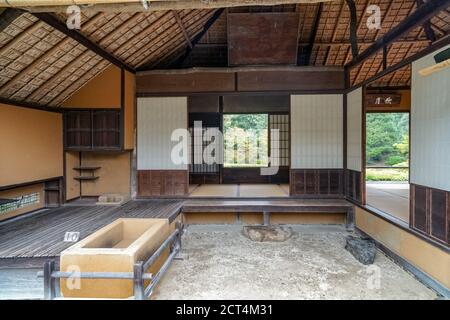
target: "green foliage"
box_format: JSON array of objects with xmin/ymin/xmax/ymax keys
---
[
  {"xmin": 366, "ymin": 113, "xmax": 409, "ymax": 166},
  {"xmin": 223, "ymin": 114, "xmax": 268, "ymax": 167},
  {"xmin": 223, "ymin": 114, "xmax": 268, "ymax": 133},
  {"xmin": 385, "ymin": 155, "xmax": 405, "ymax": 166},
  {"xmin": 365, "ymin": 168, "xmax": 408, "ymax": 181}
]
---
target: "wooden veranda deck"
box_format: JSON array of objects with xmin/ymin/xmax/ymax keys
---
[
  {"xmin": 0, "ymin": 198, "xmax": 353, "ymax": 259},
  {"xmin": 0, "ymin": 200, "xmax": 183, "ymax": 259}
]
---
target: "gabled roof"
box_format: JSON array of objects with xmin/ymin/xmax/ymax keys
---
[{"xmin": 0, "ymin": 0, "xmax": 448, "ymax": 108}]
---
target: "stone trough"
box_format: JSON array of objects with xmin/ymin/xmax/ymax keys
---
[{"xmin": 60, "ymin": 218, "xmax": 170, "ymax": 299}]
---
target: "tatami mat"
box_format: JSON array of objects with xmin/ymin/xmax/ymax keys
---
[
  {"xmin": 366, "ymin": 183, "xmax": 410, "ymax": 222},
  {"xmin": 189, "ymin": 184, "xmax": 289, "ymax": 198},
  {"xmin": 239, "ymin": 184, "xmax": 288, "ymax": 197},
  {"xmin": 189, "ymin": 184, "xmax": 239, "ymax": 197}
]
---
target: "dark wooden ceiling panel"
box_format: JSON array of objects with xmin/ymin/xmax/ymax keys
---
[{"xmin": 227, "ymin": 12, "xmax": 299, "ymax": 66}]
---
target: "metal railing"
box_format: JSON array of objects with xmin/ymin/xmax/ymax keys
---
[{"xmin": 38, "ymin": 222, "xmax": 183, "ymax": 300}]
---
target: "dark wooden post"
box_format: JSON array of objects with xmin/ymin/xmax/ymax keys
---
[
  {"xmin": 133, "ymin": 261, "xmax": 145, "ymax": 300},
  {"xmin": 43, "ymin": 260, "xmax": 56, "ymax": 300}
]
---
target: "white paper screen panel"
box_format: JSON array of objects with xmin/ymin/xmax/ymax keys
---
[
  {"xmin": 291, "ymin": 95, "xmax": 343, "ymax": 169},
  {"xmin": 347, "ymin": 88, "xmax": 363, "ymax": 172},
  {"xmin": 411, "ymin": 45, "xmax": 450, "ymax": 191},
  {"xmin": 137, "ymin": 97, "xmax": 188, "ymax": 170}
]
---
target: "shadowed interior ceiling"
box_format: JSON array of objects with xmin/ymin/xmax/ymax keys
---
[{"xmin": 0, "ymin": 0, "xmax": 448, "ymax": 107}]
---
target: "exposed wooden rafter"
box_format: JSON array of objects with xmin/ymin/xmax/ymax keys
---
[
  {"xmin": 0, "ymin": 13, "xmax": 105, "ymax": 97},
  {"xmin": 301, "ymin": 2, "xmax": 322, "ymax": 66},
  {"xmin": 348, "ymin": 34, "xmax": 450, "ymax": 91},
  {"xmin": 0, "ymin": 8, "xmax": 22, "ymax": 33},
  {"xmin": 17, "ymin": 0, "xmax": 334, "ymax": 13},
  {"xmin": 172, "ymin": 11, "xmax": 193, "ymax": 49},
  {"xmin": 32, "ymin": 12, "xmax": 136, "ymax": 73},
  {"xmin": 140, "ymin": 8, "xmax": 225, "ymax": 70},
  {"xmin": 139, "ymin": 11, "xmax": 215, "ymax": 69},
  {"xmin": 346, "ymin": 0, "xmax": 450, "ymax": 69},
  {"xmin": 416, "ymin": 0, "xmax": 437, "ymax": 43},
  {"xmin": 345, "ymin": 0, "xmax": 358, "ymax": 59}
]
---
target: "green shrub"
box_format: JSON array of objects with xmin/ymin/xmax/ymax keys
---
[
  {"xmin": 385, "ymin": 155, "xmax": 405, "ymax": 166},
  {"xmin": 366, "ymin": 168, "xmax": 408, "ymax": 181}
]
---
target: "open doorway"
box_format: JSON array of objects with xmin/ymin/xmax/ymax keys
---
[
  {"xmin": 189, "ymin": 112, "xmax": 290, "ymax": 198},
  {"xmin": 365, "ymin": 112, "xmax": 410, "ymax": 222},
  {"xmin": 363, "ymin": 64, "xmax": 411, "ymax": 222}
]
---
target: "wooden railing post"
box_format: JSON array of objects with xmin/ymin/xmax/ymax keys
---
[
  {"xmin": 43, "ymin": 260, "xmax": 56, "ymax": 300},
  {"xmin": 133, "ymin": 261, "xmax": 145, "ymax": 300}
]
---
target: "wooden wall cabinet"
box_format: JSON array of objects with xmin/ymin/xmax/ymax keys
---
[{"xmin": 64, "ymin": 110, "xmax": 121, "ymax": 151}]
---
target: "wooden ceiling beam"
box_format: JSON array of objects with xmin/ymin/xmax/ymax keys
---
[
  {"xmin": 145, "ymin": 8, "xmax": 225, "ymax": 70},
  {"xmin": 137, "ymin": 11, "xmax": 214, "ymax": 69},
  {"xmin": 0, "ymin": 8, "xmax": 23, "ymax": 33},
  {"xmin": 23, "ymin": 13, "xmax": 139, "ymax": 102},
  {"xmin": 346, "ymin": 0, "xmax": 450, "ymax": 69},
  {"xmin": 330, "ymin": 1, "xmax": 345, "ymax": 43},
  {"xmin": 348, "ymin": 34, "xmax": 450, "ymax": 91},
  {"xmin": 131, "ymin": 11, "xmax": 212, "ymax": 68},
  {"xmin": 172, "ymin": 10, "xmax": 193, "ymax": 49},
  {"xmin": 301, "ymin": 2, "xmax": 322, "ymax": 66},
  {"xmin": 416, "ymin": 0, "xmax": 437, "ymax": 43},
  {"xmin": 345, "ymin": 0, "xmax": 358, "ymax": 59},
  {"xmin": 0, "ymin": 13, "xmax": 104, "ymax": 97},
  {"xmin": 18, "ymin": 1, "xmax": 334, "ymax": 13},
  {"xmin": 32, "ymin": 12, "xmax": 135, "ymax": 73}
]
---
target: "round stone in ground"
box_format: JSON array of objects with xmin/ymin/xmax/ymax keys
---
[{"xmin": 242, "ymin": 225, "xmax": 293, "ymax": 242}]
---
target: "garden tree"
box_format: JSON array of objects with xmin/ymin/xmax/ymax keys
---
[
  {"xmin": 223, "ymin": 115, "xmax": 268, "ymax": 166},
  {"xmin": 223, "ymin": 114, "xmax": 268, "ymax": 133},
  {"xmin": 366, "ymin": 113, "xmax": 409, "ymax": 166}
]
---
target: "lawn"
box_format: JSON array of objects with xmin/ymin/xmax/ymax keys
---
[{"xmin": 365, "ymin": 168, "xmax": 408, "ymax": 182}]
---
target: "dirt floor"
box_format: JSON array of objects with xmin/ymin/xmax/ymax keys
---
[{"xmin": 153, "ymin": 225, "xmax": 437, "ymax": 300}]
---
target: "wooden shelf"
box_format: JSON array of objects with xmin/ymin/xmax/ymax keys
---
[
  {"xmin": 73, "ymin": 166, "xmax": 101, "ymax": 171},
  {"xmin": 74, "ymin": 176, "xmax": 100, "ymax": 181}
]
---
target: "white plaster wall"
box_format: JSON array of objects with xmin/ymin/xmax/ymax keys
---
[
  {"xmin": 347, "ymin": 88, "xmax": 362, "ymax": 172},
  {"xmin": 291, "ymin": 94, "xmax": 343, "ymax": 169},
  {"xmin": 411, "ymin": 45, "xmax": 450, "ymax": 191},
  {"xmin": 137, "ymin": 97, "xmax": 188, "ymax": 170}
]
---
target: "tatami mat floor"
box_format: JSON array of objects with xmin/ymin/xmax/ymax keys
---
[
  {"xmin": 188, "ymin": 184, "xmax": 290, "ymax": 198},
  {"xmin": 366, "ymin": 182, "xmax": 410, "ymax": 222}
]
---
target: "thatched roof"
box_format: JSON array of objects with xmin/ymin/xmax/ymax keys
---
[{"xmin": 0, "ymin": 0, "xmax": 448, "ymax": 108}]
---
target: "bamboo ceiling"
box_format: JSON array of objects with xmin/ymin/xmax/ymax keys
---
[{"xmin": 0, "ymin": 0, "xmax": 448, "ymax": 108}]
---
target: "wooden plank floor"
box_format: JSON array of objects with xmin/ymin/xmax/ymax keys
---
[{"xmin": 0, "ymin": 200, "xmax": 183, "ymax": 259}]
